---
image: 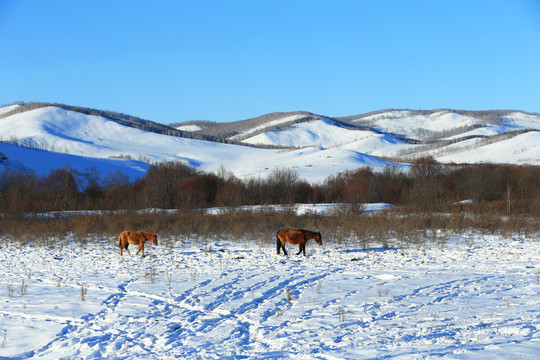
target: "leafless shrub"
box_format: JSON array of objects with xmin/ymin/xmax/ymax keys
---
[
  {"xmin": 0, "ymin": 204, "xmax": 537, "ymax": 253},
  {"xmin": 7, "ymin": 284, "xmax": 14, "ymax": 298},
  {"xmin": 338, "ymin": 307, "xmax": 345, "ymax": 322},
  {"xmin": 81, "ymin": 284, "xmax": 88, "ymax": 301},
  {"xmin": 285, "ymin": 287, "xmax": 292, "ymax": 305},
  {"xmin": 145, "ymin": 267, "xmax": 157, "ymax": 284},
  {"xmin": 377, "ymin": 286, "xmax": 389, "ymax": 297},
  {"xmin": 316, "ymin": 281, "xmax": 322, "ymax": 295},
  {"xmin": 18, "ymin": 279, "xmax": 28, "ymax": 296}
]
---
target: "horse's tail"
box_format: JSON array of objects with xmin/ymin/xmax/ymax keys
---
[
  {"xmin": 276, "ymin": 229, "xmax": 288, "ymax": 255},
  {"xmin": 118, "ymin": 232, "xmax": 125, "ymax": 247}
]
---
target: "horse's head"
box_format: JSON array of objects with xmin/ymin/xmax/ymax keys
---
[
  {"xmin": 150, "ymin": 233, "xmax": 158, "ymax": 246},
  {"xmin": 315, "ymin": 232, "xmax": 322, "ymax": 245}
]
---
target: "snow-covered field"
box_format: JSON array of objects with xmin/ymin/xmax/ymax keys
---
[{"xmin": 1, "ymin": 228, "xmax": 539, "ymax": 359}]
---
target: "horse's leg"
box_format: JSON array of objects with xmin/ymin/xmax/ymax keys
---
[
  {"xmin": 137, "ymin": 241, "xmax": 146, "ymax": 256},
  {"xmin": 296, "ymin": 240, "xmax": 304, "ymax": 255},
  {"xmin": 277, "ymin": 235, "xmax": 287, "ymax": 255},
  {"xmin": 125, "ymin": 243, "xmax": 131, "ymax": 256}
]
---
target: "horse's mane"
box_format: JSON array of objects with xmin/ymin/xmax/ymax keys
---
[{"xmin": 300, "ymin": 229, "xmax": 319, "ymax": 235}]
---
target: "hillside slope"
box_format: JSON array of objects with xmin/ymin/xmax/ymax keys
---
[
  {"xmin": 175, "ymin": 108, "xmax": 540, "ymax": 165},
  {"xmin": 0, "ymin": 105, "xmax": 396, "ymax": 183},
  {"xmin": 1, "ymin": 103, "xmax": 538, "ymax": 184}
]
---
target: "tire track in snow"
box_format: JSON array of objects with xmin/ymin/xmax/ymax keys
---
[
  {"xmin": 28, "ymin": 277, "xmax": 135, "ymax": 359},
  {"xmin": 213, "ymin": 273, "xmax": 333, "ymax": 348},
  {"xmin": 321, "ymin": 271, "xmax": 540, "ymax": 354},
  {"xmin": 160, "ymin": 264, "xmax": 334, "ymax": 356}
]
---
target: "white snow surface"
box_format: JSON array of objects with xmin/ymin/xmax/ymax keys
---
[
  {"xmin": 501, "ymin": 112, "xmax": 540, "ymax": 129},
  {"xmin": 1, "ymin": 222, "xmax": 539, "ymax": 359},
  {"xmin": 352, "ymin": 111, "xmax": 480, "ymax": 139},
  {"xmin": 437, "ymin": 132, "xmax": 540, "ymax": 165},
  {"xmin": 242, "ymin": 118, "xmax": 377, "ymax": 148},
  {"xmin": 204, "ymin": 202, "xmax": 393, "ymax": 215},
  {"xmin": 176, "ymin": 125, "xmax": 202, "ymax": 132},
  {"xmin": 442, "ymin": 126, "xmax": 507, "ymax": 140},
  {"xmin": 0, "ymin": 142, "xmax": 151, "ymax": 182},
  {"xmin": 351, "ymin": 110, "xmax": 540, "ymax": 140},
  {"xmin": 230, "ymin": 115, "xmax": 307, "ymax": 141},
  {"xmin": 0, "ymin": 104, "xmax": 20, "ymax": 116}
]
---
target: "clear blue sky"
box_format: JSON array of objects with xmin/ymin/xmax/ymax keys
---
[{"xmin": 1, "ymin": 0, "xmax": 539, "ymax": 124}]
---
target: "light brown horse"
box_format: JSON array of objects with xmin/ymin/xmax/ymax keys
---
[
  {"xmin": 118, "ymin": 231, "xmax": 158, "ymax": 257},
  {"xmin": 276, "ymin": 228, "xmax": 322, "ymax": 256}
]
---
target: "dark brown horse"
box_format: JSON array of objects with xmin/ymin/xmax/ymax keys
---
[
  {"xmin": 118, "ymin": 231, "xmax": 158, "ymax": 257},
  {"xmin": 276, "ymin": 228, "xmax": 322, "ymax": 256}
]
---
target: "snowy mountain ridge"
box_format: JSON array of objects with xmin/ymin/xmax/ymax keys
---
[{"xmin": 0, "ymin": 103, "xmax": 539, "ymax": 184}]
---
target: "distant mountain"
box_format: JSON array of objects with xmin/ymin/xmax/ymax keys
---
[{"xmin": 0, "ymin": 103, "xmax": 538, "ymax": 184}]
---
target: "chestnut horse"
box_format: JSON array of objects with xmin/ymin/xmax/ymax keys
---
[
  {"xmin": 118, "ymin": 231, "xmax": 158, "ymax": 257},
  {"xmin": 276, "ymin": 228, "xmax": 322, "ymax": 256}
]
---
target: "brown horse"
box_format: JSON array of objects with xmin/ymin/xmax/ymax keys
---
[
  {"xmin": 118, "ymin": 231, "xmax": 158, "ymax": 257},
  {"xmin": 276, "ymin": 228, "xmax": 322, "ymax": 256}
]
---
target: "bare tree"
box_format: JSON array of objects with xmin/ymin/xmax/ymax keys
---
[
  {"xmin": 266, "ymin": 167, "xmax": 301, "ymax": 204},
  {"xmin": 410, "ymin": 156, "xmax": 442, "ymax": 179}
]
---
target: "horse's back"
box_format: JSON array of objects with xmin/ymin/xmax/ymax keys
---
[
  {"xmin": 278, "ymin": 228, "xmax": 302, "ymax": 244},
  {"xmin": 277, "ymin": 228, "xmax": 295, "ymax": 238},
  {"xmin": 119, "ymin": 230, "xmax": 142, "ymax": 245}
]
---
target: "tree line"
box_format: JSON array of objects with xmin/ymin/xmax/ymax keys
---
[{"xmin": 1, "ymin": 157, "xmax": 540, "ymax": 216}]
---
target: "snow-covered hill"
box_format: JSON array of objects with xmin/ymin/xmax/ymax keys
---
[
  {"xmin": 234, "ymin": 109, "xmax": 540, "ymax": 165},
  {"xmin": 241, "ymin": 117, "xmax": 373, "ymax": 148},
  {"xmin": 0, "ymin": 105, "xmax": 396, "ymax": 183},
  {"xmin": 0, "ymin": 104, "xmax": 539, "ymax": 184}
]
